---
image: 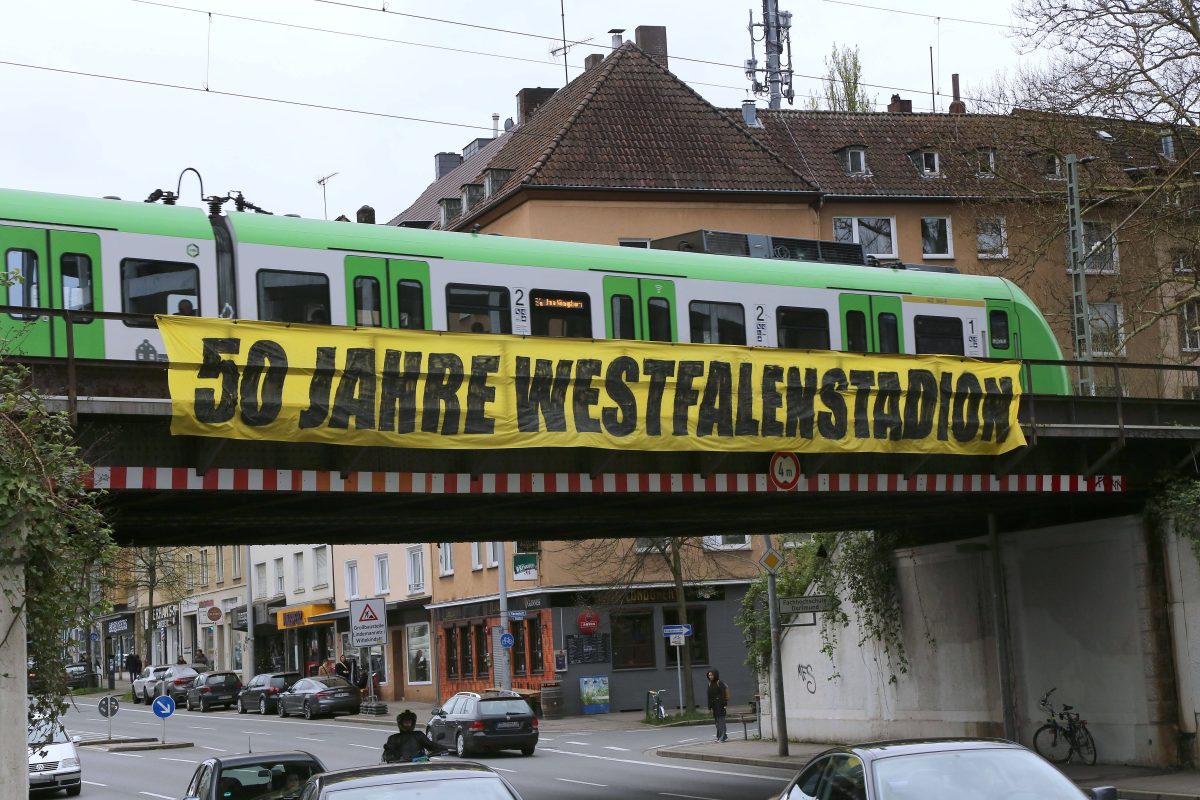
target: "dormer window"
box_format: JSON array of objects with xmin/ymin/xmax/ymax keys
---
[
  {"xmin": 484, "ymin": 168, "xmax": 514, "ymax": 198},
  {"xmin": 1160, "ymin": 132, "xmax": 1177, "ymax": 161},
  {"xmin": 839, "ymin": 147, "xmax": 868, "ymax": 176},
  {"xmin": 460, "ymin": 183, "xmax": 484, "ymax": 213},
  {"xmin": 977, "ymin": 148, "xmax": 996, "ymax": 177},
  {"xmin": 1044, "ymin": 153, "xmax": 1063, "ymax": 179},
  {"xmin": 438, "ymin": 197, "xmax": 462, "ymax": 227},
  {"xmin": 909, "ymin": 149, "xmax": 940, "ymax": 176}
]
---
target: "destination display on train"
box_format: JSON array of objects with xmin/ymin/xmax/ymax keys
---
[{"xmin": 160, "ymin": 316, "xmax": 1025, "ymax": 455}]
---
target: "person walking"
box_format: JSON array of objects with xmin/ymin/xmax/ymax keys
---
[
  {"xmin": 706, "ymin": 670, "xmax": 730, "ymax": 743},
  {"xmin": 124, "ymin": 652, "xmax": 136, "ymax": 682},
  {"xmin": 335, "ymin": 655, "xmax": 352, "ymax": 682}
]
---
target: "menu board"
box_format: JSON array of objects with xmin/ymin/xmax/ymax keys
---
[{"xmin": 565, "ymin": 634, "xmax": 610, "ymax": 665}]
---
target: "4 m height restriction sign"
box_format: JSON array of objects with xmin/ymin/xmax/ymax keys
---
[{"xmin": 349, "ymin": 597, "xmax": 387, "ymax": 648}]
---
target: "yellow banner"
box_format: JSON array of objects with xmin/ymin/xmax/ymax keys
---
[{"xmin": 160, "ymin": 316, "xmax": 1025, "ymax": 455}]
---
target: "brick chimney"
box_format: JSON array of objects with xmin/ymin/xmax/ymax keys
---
[
  {"xmin": 516, "ymin": 87, "xmax": 557, "ymax": 125},
  {"xmin": 435, "ymin": 152, "xmax": 462, "ymax": 179},
  {"xmin": 635, "ymin": 25, "xmax": 668, "ymax": 69},
  {"xmin": 584, "ymin": 53, "xmax": 604, "ymax": 70},
  {"xmin": 356, "ymin": 205, "xmax": 375, "ymax": 224},
  {"xmin": 949, "ymin": 74, "xmax": 967, "ymax": 114},
  {"xmin": 887, "ymin": 94, "xmax": 913, "ymax": 113}
]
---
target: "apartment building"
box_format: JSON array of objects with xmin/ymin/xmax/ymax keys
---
[{"xmin": 247, "ymin": 544, "xmax": 335, "ymax": 677}]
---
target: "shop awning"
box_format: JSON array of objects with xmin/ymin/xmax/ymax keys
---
[
  {"xmin": 275, "ymin": 603, "xmax": 335, "ymax": 630},
  {"xmin": 307, "ymin": 598, "xmax": 424, "ymax": 623}
]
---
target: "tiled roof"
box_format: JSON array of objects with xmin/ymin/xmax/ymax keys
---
[
  {"xmin": 388, "ymin": 136, "xmax": 507, "ymax": 227},
  {"xmin": 390, "ymin": 42, "xmax": 816, "ymax": 229}
]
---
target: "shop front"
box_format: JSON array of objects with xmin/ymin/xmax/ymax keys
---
[
  {"xmin": 433, "ymin": 597, "xmax": 554, "ymax": 706},
  {"xmin": 274, "ymin": 604, "xmax": 335, "ymax": 676},
  {"xmin": 102, "ymin": 614, "xmax": 135, "ymax": 678},
  {"xmin": 309, "ymin": 601, "xmax": 432, "ymax": 703},
  {"xmin": 152, "ymin": 604, "xmax": 180, "ymax": 664},
  {"xmin": 252, "ymin": 597, "xmax": 286, "ymax": 673}
]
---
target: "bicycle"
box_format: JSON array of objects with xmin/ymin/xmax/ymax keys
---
[
  {"xmin": 647, "ymin": 689, "xmax": 668, "ymax": 720},
  {"xmin": 1033, "ymin": 688, "xmax": 1096, "ymax": 765}
]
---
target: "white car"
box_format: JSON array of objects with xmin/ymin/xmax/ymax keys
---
[
  {"xmin": 132, "ymin": 664, "xmax": 170, "ymax": 704},
  {"xmin": 28, "ymin": 717, "xmax": 82, "ymax": 796}
]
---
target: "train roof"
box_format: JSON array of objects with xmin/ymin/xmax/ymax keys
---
[
  {"xmin": 0, "ymin": 188, "xmax": 214, "ymax": 240},
  {"xmin": 227, "ymin": 212, "xmax": 1019, "ymax": 304}
]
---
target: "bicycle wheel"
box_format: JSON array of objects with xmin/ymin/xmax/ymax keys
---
[
  {"xmin": 1034, "ymin": 724, "xmax": 1072, "ymax": 763},
  {"xmin": 1073, "ymin": 726, "xmax": 1097, "ymax": 765}
]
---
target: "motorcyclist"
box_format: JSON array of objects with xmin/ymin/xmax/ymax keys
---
[{"xmin": 382, "ymin": 709, "xmax": 450, "ymax": 763}]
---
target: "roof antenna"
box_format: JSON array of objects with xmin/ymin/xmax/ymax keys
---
[{"xmin": 317, "ymin": 172, "xmax": 339, "ymax": 221}]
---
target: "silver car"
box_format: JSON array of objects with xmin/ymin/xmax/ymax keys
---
[
  {"xmin": 28, "ymin": 717, "xmax": 82, "ymax": 796},
  {"xmin": 132, "ymin": 664, "xmax": 170, "ymax": 704}
]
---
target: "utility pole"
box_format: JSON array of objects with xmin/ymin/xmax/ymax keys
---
[
  {"xmin": 745, "ymin": 0, "xmax": 795, "ymax": 110},
  {"xmin": 1066, "ymin": 154, "xmax": 1096, "ymax": 395},
  {"xmin": 761, "ymin": 534, "xmax": 789, "ymax": 755},
  {"xmin": 496, "ymin": 541, "xmax": 511, "ymax": 691},
  {"xmin": 242, "ymin": 545, "xmax": 255, "ymax": 683},
  {"xmin": 316, "ymin": 172, "xmax": 338, "ymax": 221}
]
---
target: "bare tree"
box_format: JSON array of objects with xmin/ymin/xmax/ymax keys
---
[
  {"xmin": 109, "ymin": 546, "xmax": 193, "ymax": 664},
  {"xmin": 805, "ymin": 43, "xmax": 875, "ymax": 112}
]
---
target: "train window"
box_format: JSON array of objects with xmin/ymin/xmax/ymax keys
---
[
  {"xmin": 6, "ymin": 249, "xmax": 39, "ymax": 319},
  {"xmin": 845, "ymin": 310, "xmax": 868, "ymax": 352},
  {"xmin": 397, "ymin": 280, "xmax": 425, "ymax": 330},
  {"xmin": 120, "ymin": 258, "xmax": 199, "ymax": 328},
  {"xmin": 611, "ymin": 294, "xmax": 636, "ymax": 340},
  {"xmin": 530, "ymin": 289, "xmax": 591, "ymax": 338},
  {"xmin": 777, "ymin": 307, "xmax": 830, "ymax": 350},
  {"xmin": 690, "ymin": 301, "xmax": 746, "ymax": 345},
  {"xmin": 877, "ymin": 312, "xmax": 899, "ymax": 353},
  {"xmin": 257, "ymin": 269, "xmax": 330, "ymax": 325},
  {"xmin": 446, "ymin": 283, "xmax": 511, "ymax": 334},
  {"xmin": 60, "ymin": 253, "xmax": 95, "ymax": 323},
  {"xmin": 989, "ymin": 310, "xmax": 1010, "ymax": 350},
  {"xmin": 354, "ymin": 276, "xmax": 381, "ymax": 327},
  {"xmin": 915, "ymin": 315, "xmax": 965, "ymax": 355},
  {"xmin": 647, "ymin": 297, "xmax": 672, "ymax": 342}
]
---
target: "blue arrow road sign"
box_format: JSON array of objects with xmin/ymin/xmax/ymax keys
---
[
  {"xmin": 152, "ymin": 695, "xmax": 175, "ymax": 718},
  {"xmin": 662, "ymin": 624, "xmax": 693, "ymax": 636},
  {"xmin": 500, "ymin": 632, "xmax": 515, "ymax": 649}
]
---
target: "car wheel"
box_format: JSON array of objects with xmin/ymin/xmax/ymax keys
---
[
  {"xmin": 200, "ymin": 698, "xmax": 209, "ymax": 713},
  {"xmin": 131, "ymin": 690, "xmax": 140, "ymax": 705},
  {"xmin": 277, "ymin": 699, "xmax": 288, "ymax": 718},
  {"xmin": 456, "ymin": 732, "xmax": 471, "ymax": 757},
  {"xmin": 260, "ymin": 697, "xmax": 268, "ymax": 715},
  {"xmin": 520, "ymin": 746, "xmax": 535, "ymax": 757},
  {"xmin": 303, "ymin": 701, "xmax": 314, "ymax": 720},
  {"xmin": 66, "ymin": 785, "xmax": 82, "ymax": 797},
  {"xmin": 237, "ymin": 698, "xmax": 246, "ymax": 714},
  {"xmin": 185, "ymin": 696, "xmax": 193, "ymax": 711}
]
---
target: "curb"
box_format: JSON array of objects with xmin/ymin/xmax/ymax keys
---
[
  {"xmin": 1117, "ymin": 792, "xmax": 1200, "ymax": 800},
  {"xmin": 106, "ymin": 741, "xmax": 195, "ymax": 752},
  {"xmin": 78, "ymin": 737, "xmax": 157, "ymax": 747},
  {"xmin": 656, "ymin": 747, "xmax": 800, "ymax": 770}
]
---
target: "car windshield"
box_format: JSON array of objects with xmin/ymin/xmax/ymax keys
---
[
  {"xmin": 479, "ymin": 699, "xmax": 531, "ymax": 715},
  {"xmin": 27, "ymin": 720, "xmax": 69, "ymax": 746},
  {"xmin": 209, "ymin": 673, "xmax": 239, "ymax": 686},
  {"xmin": 320, "ymin": 676, "xmax": 352, "ymax": 688},
  {"xmin": 270, "ymin": 675, "xmax": 297, "ymax": 688},
  {"xmin": 328, "ymin": 776, "xmax": 516, "ymax": 800},
  {"xmin": 873, "ymin": 748, "xmax": 1084, "ymax": 800},
  {"xmin": 222, "ymin": 761, "xmax": 320, "ymax": 797}
]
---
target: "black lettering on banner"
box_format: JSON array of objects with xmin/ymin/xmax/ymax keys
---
[
  {"xmin": 239, "ymin": 340, "xmax": 287, "ymax": 427},
  {"xmin": 937, "ymin": 371, "xmax": 954, "ymax": 441},
  {"xmin": 951, "ymin": 372, "xmax": 983, "ymax": 442},
  {"xmin": 981, "ymin": 377, "xmax": 1014, "ymax": 443},
  {"xmin": 329, "ymin": 348, "xmax": 377, "ymax": 429},
  {"xmin": 697, "ymin": 361, "xmax": 733, "ymax": 437},
  {"xmin": 673, "ymin": 361, "xmax": 705, "ymax": 436},
  {"xmin": 873, "ymin": 371, "xmax": 902, "ymax": 441},
  {"xmin": 785, "ymin": 367, "xmax": 818, "ymax": 439},
  {"xmin": 379, "ymin": 350, "xmax": 422, "ymax": 433},
  {"xmin": 602, "ymin": 357, "xmax": 639, "ymax": 436},
  {"xmin": 299, "ymin": 347, "xmax": 337, "ymax": 429},
  {"xmin": 195, "ymin": 337, "xmax": 240, "ymax": 424},
  {"xmin": 735, "ymin": 362, "xmax": 761, "ymax": 436},
  {"xmin": 422, "ymin": 353, "xmax": 464, "ymax": 435},
  {"xmin": 901, "ymin": 369, "xmax": 937, "ymax": 439},
  {"xmin": 760, "ymin": 365, "xmax": 784, "ymax": 437},
  {"xmin": 817, "ymin": 368, "xmax": 848, "ymax": 440},
  {"xmin": 465, "ymin": 355, "xmax": 499, "ymax": 434},
  {"xmin": 572, "ymin": 359, "xmax": 602, "ymax": 433},
  {"xmin": 849, "ymin": 370, "xmax": 876, "ymax": 439},
  {"xmin": 514, "ymin": 357, "xmax": 572, "ymax": 432},
  {"xmin": 642, "ymin": 359, "xmax": 676, "ymax": 436}
]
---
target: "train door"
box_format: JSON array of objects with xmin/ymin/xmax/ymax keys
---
[
  {"xmin": 984, "ymin": 300, "xmax": 1020, "ymax": 360},
  {"xmin": 838, "ymin": 293, "xmax": 904, "ymax": 354},
  {"xmin": 601, "ymin": 276, "xmax": 676, "ymax": 341},
  {"xmin": 0, "ymin": 225, "xmax": 51, "ymax": 355},
  {"xmin": 345, "ymin": 256, "xmax": 431, "ymax": 329},
  {"xmin": 49, "ymin": 231, "xmax": 104, "ymax": 358}
]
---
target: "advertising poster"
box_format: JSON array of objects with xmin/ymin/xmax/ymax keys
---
[
  {"xmin": 579, "ymin": 675, "xmax": 610, "ymax": 714},
  {"xmin": 513, "ymin": 553, "xmax": 538, "ymax": 581}
]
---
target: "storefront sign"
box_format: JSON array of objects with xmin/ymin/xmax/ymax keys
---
[
  {"xmin": 153, "ymin": 605, "xmax": 179, "ymax": 629},
  {"xmin": 577, "ymin": 609, "xmax": 600, "ymax": 635},
  {"xmin": 106, "ymin": 616, "xmax": 132, "ymax": 636},
  {"xmin": 276, "ymin": 604, "xmax": 334, "ymax": 630},
  {"xmin": 513, "ymin": 553, "xmax": 538, "ymax": 581},
  {"xmin": 205, "ymin": 606, "xmax": 224, "ymax": 623}
]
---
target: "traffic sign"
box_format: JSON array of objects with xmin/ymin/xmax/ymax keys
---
[
  {"xmin": 769, "ymin": 452, "xmax": 801, "ymax": 491},
  {"xmin": 349, "ymin": 597, "xmax": 388, "ymax": 648},
  {"xmin": 151, "ymin": 695, "xmax": 175, "ymax": 718},
  {"xmin": 669, "ymin": 633, "xmax": 686, "ymax": 647},
  {"xmin": 97, "ymin": 696, "xmax": 119, "ymax": 718},
  {"xmin": 662, "ymin": 624, "xmax": 692, "ymax": 636},
  {"xmin": 778, "ymin": 595, "xmax": 838, "ymax": 615},
  {"xmin": 759, "ymin": 548, "xmax": 783, "ymax": 574},
  {"xmin": 89, "ymin": 632, "xmax": 99, "ymax": 642},
  {"xmin": 500, "ymin": 632, "xmax": 515, "ymax": 649},
  {"xmin": 507, "ymin": 610, "xmax": 527, "ymax": 621}
]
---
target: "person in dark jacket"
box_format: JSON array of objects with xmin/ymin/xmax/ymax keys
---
[
  {"xmin": 706, "ymin": 669, "xmax": 730, "ymax": 742},
  {"xmin": 335, "ymin": 656, "xmax": 351, "ymax": 682},
  {"xmin": 382, "ymin": 709, "xmax": 449, "ymax": 763},
  {"xmin": 124, "ymin": 653, "xmax": 136, "ymax": 682}
]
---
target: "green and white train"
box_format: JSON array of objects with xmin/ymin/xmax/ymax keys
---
[{"xmin": 0, "ymin": 187, "xmax": 1068, "ymax": 393}]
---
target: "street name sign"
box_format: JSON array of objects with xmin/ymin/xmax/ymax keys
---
[
  {"xmin": 662, "ymin": 624, "xmax": 693, "ymax": 636},
  {"xmin": 98, "ymin": 696, "xmax": 119, "ymax": 718},
  {"xmin": 507, "ymin": 609, "xmax": 527, "ymax": 621},
  {"xmin": 778, "ymin": 595, "xmax": 838, "ymax": 615},
  {"xmin": 349, "ymin": 597, "xmax": 388, "ymax": 648}
]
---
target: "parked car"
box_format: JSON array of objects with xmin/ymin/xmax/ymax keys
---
[
  {"xmin": 237, "ymin": 671, "xmax": 302, "ymax": 715},
  {"xmin": 772, "ymin": 739, "xmax": 1118, "ymax": 800},
  {"xmin": 181, "ymin": 751, "xmax": 325, "ymax": 800},
  {"xmin": 65, "ymin": 663, "xmax": 96, "ymax": 690},
  {"xmin": 184, "ymin": 671, "xmax": 243, "ymax": 712},
  {"xmin": 132, "ymin": 664, "xmax": 171, "ymax": 704},
  {"xmin": 296, "ymin": 761, "xmax": 524, "ymax": 800},
  {"xmin": 426, "ymin": 690, "xmax": 538, "ymax": 757},
  {"xmin": 276, "ymin": 675, "xmax": 360, "ymax": 720},
  {"xmin": 154, "ymin": 664, "xmax": 200, "ymax": 703},
  {"xmin": 28, "ymin": 716, "xmax": 82, "ymax": 796}
]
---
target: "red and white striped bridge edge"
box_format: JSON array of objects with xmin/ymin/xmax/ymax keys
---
[{"xmin": 86, "ymin": 468, "xmax": 1125, "ymax": 494}]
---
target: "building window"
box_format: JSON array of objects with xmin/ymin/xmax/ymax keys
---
[
  {"xmin": 1082, "ymin": 221, "xmax": 1118, "ymax": 273},
  {"xmin": 1161, "ymin": 132, "xmax": 1176, "ymax": 161},
  {"xmin": 635, "ymin": 537, "xmax": 667, "ymax": 553},
  {"xmin": 703, "ymin": 535, "xmax": 750, "ymax": 550},
  {"xmin": 912, "ymin": 150, "xmax": 939, "ymax": 176},
  {"xmin": 833, "ymin": 217, "xmax": 896, "ymax": 259},
  {"xmin": 689, "ymin": 301, "xmax": 747, "ymax": 345},
  {"xmin": 515, "ymin": 540, "xmax": 541, "ymax": 553},
  {"xmin": 976, "ymin": 218, "xmax": 1008, "ymax": 259},
  {"xmin": 406, "ymin": 622, "xmax": 432, "ymax": 684},
  {"xmin": 445, "ymin": 627, "xmax": 459, "ymax": 679},
  {"xmin": 200, "ymin": 550, "xmax": 210, "ymax": 586},
  {"xmin": 512, "ymin": 622, "xmax": 526, "ymax": 675},
  {"xmin": 921, "ymin": 217, "xmax": 953, "ymax": 258},
  {"xmin": 254, "ymin": 562, "xmax": 266, "ymax": 599},
  {"xmin": 375, "ymin": 553, "xmax": 390, "ymax": 594},
  {"xmin": 485, "ymin": 541, "xmax": 498, "ymax": 568},
  {"xmin": 294, "ymin": 552, "xmax": 305, "ymax": 592},
  {"xmin": 185, "ymin": 553, "xmax": 194, "ymax": 592},
  {"xmin": 485, "ymin": 168, "xmax": 514, "ymax": 198},
  {"xmin": 215, "ymin": 546, "xmax": 225, "ymax": 583},
  {"xmin": 977, "ymin": 148, "xmax": 996, "ymax": 177},
  {"xmin": 445, "ymin": 283, "xmax": 511, "ymax": 334},
  {"xmin": 120, "ymin": 258, "xmax": 199, "ymax": 327},
  {"xmin": 471, "ymin": 543, "xmax": 484, "ymax": 571},
  {"xmin": 1044, "ymin": 154, "xmax": 1063, "ymax": 178},
  {"xmin": 527, "ymin": 617, "xmax": 544, "ymax": 674},
  {"xmin": 256, "ymin": 269, "xmax": 330, "ymax": 325},
  {"xmin": 612, "ymin": 610, "xmax": 655, "ymax": 669},
  {"xmin": 1180, "ymin": 302, "xmax": 1200, "ymax": 352},
  {"xmin": 1172, "ymin": 250, "xmax": 1194, "ymax": 274},
  {"xmin": 663, "ymin": 607, "xmax": 709, "ymax": 666},
  {"xmin": 232, "ymin": 549, "xmax": 241, "ymax": 580},
  {"xmin": 618, "ymin": 239, "xmax": 651, "ymax": 248},
  {"xmin": 313, "ymin": 546, "xmax": 329, "ymax": 588},
  {"xmin": 274, "ymin": 557, "xmax": 285, "ymax": 595},
  {"xmin": 439, "ymin": 198, "xmax": 462, "ymax": 227},
  {"xmin": 407, "ymin": 546, "xmax": 425, "ymax": 594},
  {"xmin": 345, "ymin": 560, "xmax": 359, "ymax": 599},
  {"xmin": 842, "ymin": 147, "xmax": 868, "ymax": 175},
  {"xmin": 438, "ymin": 544, "xmax": 454, "ymax": 576},
  {"xmin": 1089, "ymin": 303, "xmax": 1124, "ymax": 357}
]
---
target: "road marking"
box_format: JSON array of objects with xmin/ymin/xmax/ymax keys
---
[
  {"xmin": 202, "ymin": 746, "xmax": 227, "ymax": 752},
  {"xmin": 539, "ymin": 748, "xmax": 789, "ymax": 782},
  {"xmin": 189, "ymin": 726, "xmax": 215, "ymax": 731},
  {"xmin": 295, "ymin": 737, "xmax": 325, "ymax": 742},
  {"xmin": 82, "ymin": 781, "xmax": 107, "ymax": 787},
  {"xmin": 565, "ymin": 740, "xmax": 590, "ymax": 745},
  {"xmin": 111, "ymin": 752, "xmax": 145, "ymax": 758},
  {"xmin": 603, "ymin": 746, "xmax": 629, "ymax": 751},
  {"xmin": 242, "ymin": 731, "xmax": 272, "ymax": 735},
  {"xmin": 86, "ymin": 718, "xmax": 102, "ymax": 722},
  {"xmin": 538, "ymin": 737, "xmax": 555, "ymax": 741},
  {"xmin": 140, "ymin": 793, "xmax": 174, "ymax": 799},
  {"xmin": 662, "ymin": 793, "xmax": 722, "ymax": 800},
  {"xmin": 129, "ymin": 721, "xmax": 159, "ymax": 726},
  {"xmin": 556, "ymin": 778, "xmax": 607, "ymax": 787},
  {"xmin": 160, "ymin": 757, "xmax": 197, "ymax": 764},
  {"xmin": 678, "ymin": 737, "xmax": 700, "ymax": 742},
  {"xmin": 347, "ymin": 744, "xmax": 377, "ymax": 750}
]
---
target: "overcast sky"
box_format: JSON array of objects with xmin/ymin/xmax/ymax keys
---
[{"xmin": 2, "ymin": 0, "xmax": 1031, "ymax": 222}]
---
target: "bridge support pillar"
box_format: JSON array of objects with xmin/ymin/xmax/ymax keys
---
[
  {"xmin": 0, "ymin": 515, "xmax": 28, "ymax": 793},
  {"xmin": 989, "ymin": 514, "xmax": 1017, "ymax": 741}
]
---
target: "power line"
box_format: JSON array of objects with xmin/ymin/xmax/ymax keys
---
[{"xmin": 818, "ymin": 0, "xmax": 1017, "ymax": 30}]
